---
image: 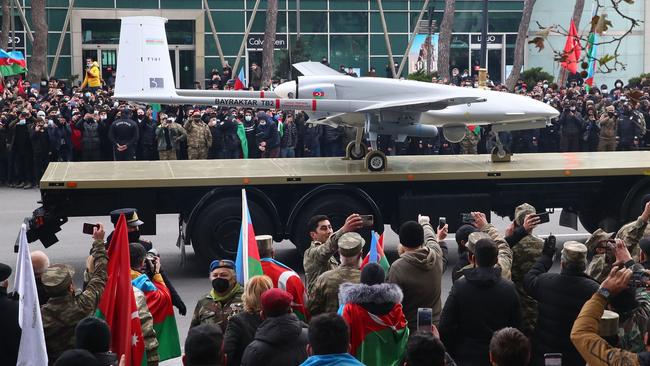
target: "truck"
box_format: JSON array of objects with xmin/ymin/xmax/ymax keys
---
[{"xmin": 29, "ymin": 151, "xmax": 650, "ymax": 260}]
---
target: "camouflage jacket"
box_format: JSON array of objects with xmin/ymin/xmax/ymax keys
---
[
  {"xmin": 304, "ymin": 229, "xmax": 344, "ymax": 294},
  {"xmin": 511, "ymin": 234, "xmax": 544, "ymax": 285},
  {"xmin": 190, "ymin": 284, "xmax": 244, "ymax": 333},
  {"xmin": 183, "ymin": 120, "xmax": 212, "ymax": 150},
  {"xmin": 458, "ymin": 224, "xmax": 513, "ymax": 280},
  {"xmin": 308, "ymin": 264, "xmax": 361, "ymax": 317},
  {"xmin": 41, "ymin": 239, "xmax": 108, "ymax": 362},
  {"xmin": 618, "ymin": 287, "xmax": 650, "ymax": 353},
  {"xmin": 616, "ymin": 216, "xmax": 649, "ymax": 259},
  {"xmin": 134, "ymin": 287, "xmax": 159, "ymax": 366}
]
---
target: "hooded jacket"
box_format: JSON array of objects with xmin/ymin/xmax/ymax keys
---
[
  {"xmin": 387, "ymin": 223, "xmax": 444, "ymax": 333},
  {"xmin": 81, "ymin": 61, "xmax": 102, "ymax": 88},
  {"xmin": 300, "ymin": 354, "xmax": 365, "ymax": 366},
  {"xmin": 339, "ymin": 283, "xmax": 408, "ymax": 366},
  {"xmin": 240, "ymin": 312, "xmax": 308, "ymax": 366},
  {"xmin": 439, "ymin": 266, "xmax": 521, "ymax": 366}
]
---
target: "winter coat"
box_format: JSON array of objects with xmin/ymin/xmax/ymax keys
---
[
  {"xmin": 387, "ymin": 223, "xmax": 444, "ymax": 333},
  {"xmin": 439, "ymin": 267, "xmax": 522, "ymax": 366},
  {"xmin": 240, "ymin": 312, "xmax": 308, "ymax": 366},
  {"xmin": 281, "ymin": 122, "xmax": 298, "ymax": 148},
  {"xmin": 29, "ymin": 124, "xmax": 51, "ymax": 156},
  {"xmin": 219, "ymin": 118, "xmax": 241, "ymax": 151},
  {"xmin": 47, "ymin": 121, "xmax": 72, "ymax": 153},
  {"xmin": 618, "ymin": 111, "xmax": 646, "ymax": 146},
  {"xmin": 523, "ymin": 254, "xmax": 599, "ymax": 366},
  {"xmin": 0, "ymin": 287, "xmax": 21, "ymax": 366},
  {"xmin": 155, "ymin": 122, "xmax": 186, "ymax": 151},
  {"xmin": 138, "ymin": 117, "xmax": 157, "ymax": 147},
  {"xmin": 339, "ymin": 282, "xmax": 408, "ymax": 366},
  {"xmin": 303, "ymin": 124, "xmax": 322, "ymax": 150},
  {"xmin": 598, "ymin": 114, "xmax": 618, "ymax": 139},
  {"xmin": 323, "ymin": 125, "xmax": 343, "ymax": 143},
  {"xmin": 75, "ymin": 119, "xmax": 102, "ymax": 155},
  {"xmin": 224, "ymin": 311, "xmax": 264, "ymax": 366},
  {"xmin": 559, "ymin": 110, "xmax": 584, "ymax": 135},
  {"xmin": 256, "ymin": 118, "xmax": 280, "ymax": 150},
  {"xmin": 9, "ymin": 116, "xmax": 33, "ymax": 153},
  {"xmin": 81, "ymin": 61, "xmax": 102, "ymax": 88},
  {"xmin": 300, "ymin": 354, "xmax": 365, "ymax": 366},
  {"xmin": 108, "ymin": 118, "xmax": 139, "ymax": 147}
]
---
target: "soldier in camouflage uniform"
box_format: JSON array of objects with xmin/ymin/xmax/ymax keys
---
[
  {"xmin": 459, "ymin": 126, "xmax": 480, "ymax": 154},
  {"xmin": 308, "ymin": 232, "xmax": 363, "ymax": 316},
  {"xmin": 183, "ymin": 110, "xmax": 212, "ymax": 160},
  {"xmin": 133, "ymin": 286, "xmax": 159, "ymax": 366},
  {"xmin": 458, "ymin": 211, "xmax": 513, "ymax": 280},
  {"xmin": 616, "ymin": 198, "xmax": 650, "ymax": 260},
  {"xmin": 597, "ymin": 105, "xmax": 618, "ymax": 151},
  {"xmin": 41, "ymin": 223, "xmax": 108, "ymax": 362},
  {"xmin": 190, "ymin": 259, "xmax": 244, "ymax": 333},
  {"xmin": 508, "ymin": 203, "xmax": 543, "ymax": 336},
  {"xmin": 303, "ymin": 214, "xmax": 364, "ymax": 294}
]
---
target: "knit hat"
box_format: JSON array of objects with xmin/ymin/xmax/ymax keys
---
[
  {"xmin": 0, "ymin": 262, "xmax": 11, "ymax": 282},
  {"xmin": 399, "ymin": 221, "xmax": 424, "ymax": 248},
  {"xmin": 455, "ymin": 225, "xmax": 478, "ymax": 245},
  {"xmin": 53, "ymin": 349, "xmax": 101, "ymax": 366},
  {"xmin": 74, "ymin": 317, "xmax": 111, "ymax": 353},
  {"xmin": 360, "ymin": 263, "xmax": 385, "ymax": 286},
  {"xmin": 261, "ymin": 288, "xmax": 293, "ymax": 317}
]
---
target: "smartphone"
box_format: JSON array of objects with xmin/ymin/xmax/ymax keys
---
[
  {"xmin": 536, "ymin": 211, "xmax": 550, "ymax": 224},
  {"xmin": 82, "ymin": 223, "xmax": 98, "ymax": 235},
  {"xmin": 416, "ymin": 308, "xmax": 433, "ymax": 333},
  {"xmin": 630, "ymin": 271, "xmax": 650, "ymax": 288},
  {"xmin": 360, "ymin": 215, "xmax": 374, "ymax": 228},
  {"xmin": 461, "ymin": 213, "xmax": 475, "ymax": 224},
  {"xmin": 438, "ymin": 217, "xmax": 446, "ymax": 228},
  {"xmin": 544, "ymin": 353, "xmax": 562, "ymax": 366}
]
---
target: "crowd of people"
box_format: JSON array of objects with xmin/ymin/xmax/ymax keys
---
[
  {"xmin": 1, "ymin": 58, "xmax": 649, "ymax": 188},
  {"xmin": 4, "ymin": 196, "xmax": 650, "ymax": 365}
]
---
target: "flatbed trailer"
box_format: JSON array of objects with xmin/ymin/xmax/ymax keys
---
[{"xmin": 31, "ymin": 152, "xmax": 650, "ymax": 259}]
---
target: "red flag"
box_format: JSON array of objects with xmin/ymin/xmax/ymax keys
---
[
  {"xmin": 17, "ymin": 75, "xmax": 25, "ymax": 96},
  {"xmin": 96, "ymin": 214, "xmax": 145, "ymax": 366},
  {"xmin": 0, "ymin": 77, "xmax": 4, "ymax": 94},
  {"xmin": 561, "ymin": 20, "xmax": 582, "ymax": 74}
]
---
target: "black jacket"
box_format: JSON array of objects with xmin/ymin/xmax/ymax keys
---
[
  {"xmin": 0, "ymin": 287, "xmax": 21, "ymax": 366},
  {"xmin": 240, "ymin": 313, "xmax": 308, "ymax": 366},
  {"xmin": 439, "ymin": 267, "xmax": 521, "ymax": 366},
  {"xmin": 108, "ymin": 118, "xmax": 139, "ymax": 147},
  {"xmin": 224, "ymin": 311, "xmax": 263, "ymax": 366},
  {"xmin": 523, "ymin": 255, "xmax": 599, "ymax": 366},
  {"xmin": 30, "ymin": 125, "xmax": 50, "ymax": 156}
]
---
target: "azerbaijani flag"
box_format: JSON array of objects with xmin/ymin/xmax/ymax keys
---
[
  {"xmin": 0, "ymin": 49, "xmax": 27, "ymax": 77},
  {"xmin": 361, "ymin": 231, "xmax": 390, "ymax": 273},
  {"xmin": 342, "ymin": 302, "xmax": 409, "ymax": 366},
  {"xmin": 234, "ymin": 68, "xmax": 247, "ymax": 90},
  {"xmin": 235, "ymin": 189, "xmax": 264, "ymax": 285},
  {"xmin": 96, "ymin": 214, "xmax": 146, "ymax": 366},
  {"xmin": 584, "ymin": 32, "xmax": 598, "ymax": 91}
]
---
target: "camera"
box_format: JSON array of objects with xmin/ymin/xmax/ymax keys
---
[{"xmin": 144, "ymin": 249, "xmax": 159, "ymax": 277}]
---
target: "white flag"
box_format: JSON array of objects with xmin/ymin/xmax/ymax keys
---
[{"xmin": 14, "ymin": 224, "xmax": 48, "ymax": 366}]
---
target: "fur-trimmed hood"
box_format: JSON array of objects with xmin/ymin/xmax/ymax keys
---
[{"xmin": 338, "ymin": 282, "xmax": 403, "ymax": 306}]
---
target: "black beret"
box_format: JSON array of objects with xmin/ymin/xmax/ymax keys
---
[{"xmin": 0, "ymin": 263, "xmax": 11, "ymax": 282}]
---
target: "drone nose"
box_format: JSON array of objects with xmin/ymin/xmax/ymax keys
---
[{"xmin": 274, "ymin": 81, "xmax": 296, "ymax": 99}]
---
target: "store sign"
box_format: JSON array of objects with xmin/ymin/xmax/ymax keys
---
[
  {"xmin": 247, "ymin": 34, "xmax": 287, "ymax": 49},
  {"xmin": 471, "ymin": 34, "xmax": 503, "ymax": 44},
  {"xmin": 7, "ymin": 32, "xmax": 25, "ymax": 49}
]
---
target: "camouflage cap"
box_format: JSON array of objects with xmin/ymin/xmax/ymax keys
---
[
  {"xmin": 514, "ymin": 203, "xmax": 536, "ymax": 226},
  {"xmin": 338, "ymin": 232, "xmax": 364, "ymax": 257},
  {"xmin": 466, "ymin": 232, "xmax": 491, "ymax": 253},
  {"xmin": 561, "ymin": 241, "xmax": 588, "ymax": 264},
  {"xmin": 41, "ymin": 264, "xmax": 75, "ymax": 295},
  {"xmin": 585, "ymin": 229, "xmax": 614, "ymax": 251},
  {"xmin": 599, "ymin": 310, "xmax": 619, "ymax": 337}
]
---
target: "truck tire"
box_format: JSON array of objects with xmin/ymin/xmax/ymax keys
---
[
  {"xmin": 289, "ymin": 193, "xmax": 378, "ymax": 255},
  {"xmin": 191, "ymin": 197, "xmax": 275, "ymax": 261}
]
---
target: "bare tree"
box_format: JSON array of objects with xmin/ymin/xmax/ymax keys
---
[
  {"xmin": 261, "ymin": 0, "xmax": 278, "ymax": 89},
  {"xmin": 505, "ymin": 0, "xmax": 537, "ymax": 91},
  {"xmin": 572, "ymin": 0, "xmax": 586, "ymax": 28},
  {"xmin": 436, "ymin": 0, "xmax": 456, "ymax": 80},
  {"xmin": 27, "ymin": 0, "xmax": 47, "ymax": 82},
  {"xmin": 0, "ymin": 0, "xmax": 9, "ymax": 50}
]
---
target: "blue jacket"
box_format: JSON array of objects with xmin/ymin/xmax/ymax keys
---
[{"xmin": 300, "ymin": 354, "xmax": 365, "ymax": 366}]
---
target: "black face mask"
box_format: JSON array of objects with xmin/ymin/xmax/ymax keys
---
[
  {"xmin": 212, "ymin": 278, "xmax": 231, "ymax": 293},
  {"xmin": 128, "ymin": 231, "xmax": 141, "ymax": 243},
  {"xmin": 608, "ymin": 112, "xmax": 615, "ymax": 117}
]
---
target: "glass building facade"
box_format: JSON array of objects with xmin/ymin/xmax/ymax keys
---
[{"xmin": 2, "ymin": 0, "xmax": 524, "ymax": 88}]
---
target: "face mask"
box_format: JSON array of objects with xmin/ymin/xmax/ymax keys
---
[
  {"xmin": 100, "ymin": 115, "xmax": 107, "ymax": 120},
  {"xmin": 128, "ymin": 231, "xmax": 140, "ymax": 243},
  {"xmin": 41, "ymin": 81, "xmax": 47, "ymax": 86},
  {"xmin": 87, "ymin": 63, "xmax": 92, "ymax": 68},
  {"xmin": 84, "ymin": 92, "xmax": 91, "ymax": 98},
  {"xmin": 608, "ymin": 112, "xmax": 615, "ymax": 117},
  {"xmin": 193, "ymin": 116, "xmax": 201, "ymax": 121},
  {"xmin": 543, "ymin": 84, "xmax": 548, "ymax": 89},
  {"xmin": 19, "ymin": 119, "xmax": 26, "ymax": 125},
  {"xmin": 245, "ymin": 115, "xmax": 252, "ymax": 122},
  {"xmin": 259, "ymin": 120, "xmax": 266, "ymax": 126},
  {"xmin": 212, "ymin": 278, "xmax": 231, "ymax": 293}
]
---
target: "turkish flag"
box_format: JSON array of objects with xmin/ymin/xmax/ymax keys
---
[
  {"xmin": 96, "ymin": 214, "xmax": 145, "ymax": 366},
  {"xmin": 561, "ymin": 20, "xmax": 582, "ymax": 74}
]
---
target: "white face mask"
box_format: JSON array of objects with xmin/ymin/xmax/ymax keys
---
[{"xmin": 245, "ymin": 116, "xmax": 252, "ymax": 122}]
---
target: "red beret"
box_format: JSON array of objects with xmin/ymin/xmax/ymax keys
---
[{"xmin": 261, "ymin": 288, "xmax": 293, "ymax": 317}]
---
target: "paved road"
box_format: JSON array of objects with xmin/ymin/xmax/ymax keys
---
[{"xmin": 0, "ymin": 187, "xmax": 588, "ymax": 365}]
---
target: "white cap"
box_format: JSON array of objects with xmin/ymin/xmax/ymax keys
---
[{"xmin": 36, "ymin": 111, "xmax": 46, "ymax": 117}]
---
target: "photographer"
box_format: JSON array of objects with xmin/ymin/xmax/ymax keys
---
[
  {"xmin": 571, "ymin": 264, "xmax": 650, "ymax": 365},
  {"xmin": 558, "ymin": 101, "xmax": 584, "ymax": 152},
  {"xmin": 155, "ymin": 114, "xmax": 186, "ymax": 160}
]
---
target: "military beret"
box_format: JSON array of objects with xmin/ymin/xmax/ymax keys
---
[
  {"xmin": 0, "ymin": 262, "xmax": 12, "ymax": 282},
  {"xmin": 466, "ymin": 232, "xmax": 491, "ymax": 253},
  {"xmin": 41, "ymin": 264, "xmax": 75, "ymax": 295},
  {"xmin": 561, "ymin": 241, "xmax": 588, "ymax": 264},
  {"xmin": 338, "ymin": 232, "xmax": 364, "ymax": 257},
  {"xmin": 514, "ymin": 203, "xmax": 536, "ymax": 227},
  {"xmin": 599, "ymin": 310, "xmax": 619, "ymax": 337},
  {"xmin": 110, "ymin": 208, "xmax": 144, "ymax": 227},
  {"xmin": 585, "ymin": 229, "xmax": 613, "ymax": 251},
  {"xmin": 210, "ymin": 259, "xmax": 235, "ymax": 273}
]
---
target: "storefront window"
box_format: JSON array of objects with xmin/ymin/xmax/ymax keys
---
[
  {"xmin": 330, "ymin": 12, "xmax": 368, "ymax": 33},
  {"xmin": 449, "ymin": 34, "xmax": 469, "ymax": 74},
  {"xmin": 489, "ymin": 12, "xmax": 522, "ymax": 32},
  {"xmin": 288, "ymin": 11, "xmax": 327, "ymax": 33},
  {"xmin": 330, "ymin": 35, "xmax": 368, "ymax": 74},
  {"xmin": 82, "ymin": 19, "xmax": 193, "ymax": 45}
]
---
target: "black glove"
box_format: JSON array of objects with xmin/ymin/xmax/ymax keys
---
[
  {"xmin": 176, "ymin": 299, "xmax": 187, "ymax": 316},
  {"xmin": 542, "ymin": 234, "xmax": 557, "ymax": 257}
]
